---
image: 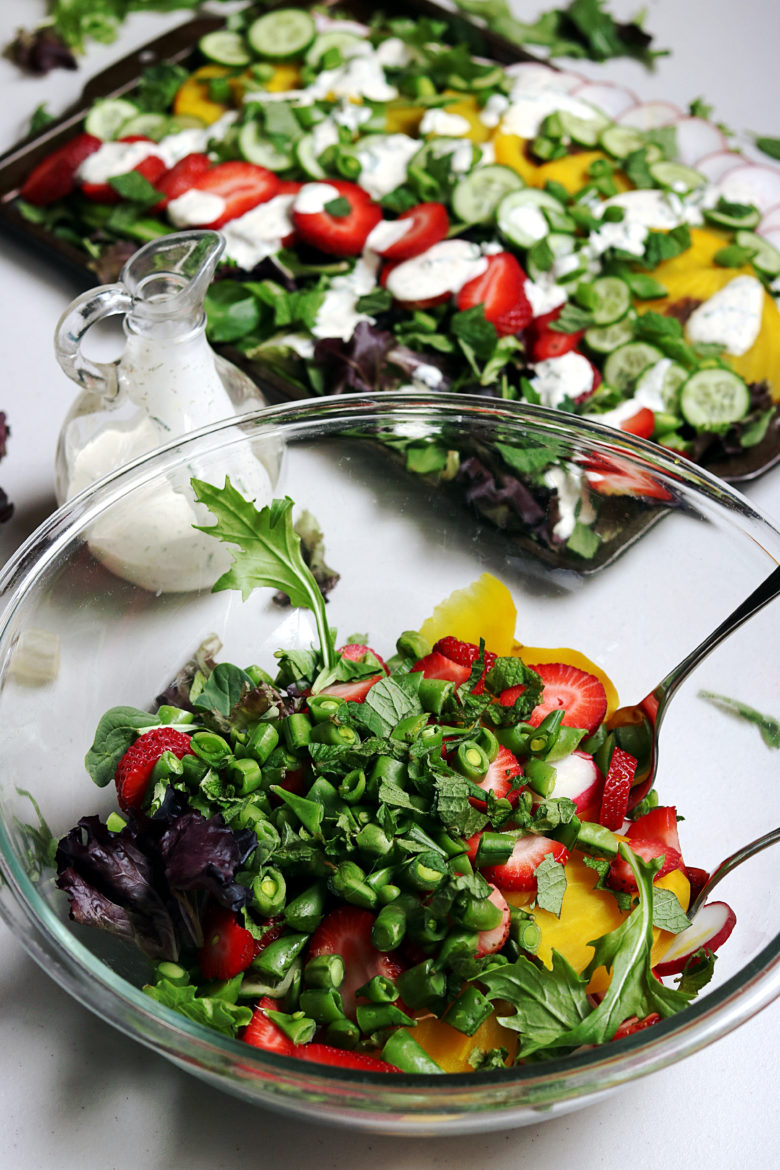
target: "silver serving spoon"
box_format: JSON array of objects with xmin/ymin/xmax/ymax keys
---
[
  {"xmin": 608, "ymin": 561, "xmax": 780, "ymax": 799},
  {"xmin": 687, "ymin": 825, "xmax": 780, "ymax": 919}
]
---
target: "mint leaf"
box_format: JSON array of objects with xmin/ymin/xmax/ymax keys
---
[
  {"xmin": 534, "ymin": 854, "xmax": 567, "ymax": 916},
  {"xmin": 699, "ymin": 690, "xmax": 780, "ymax": 748},
  {"xmin": 324, "ymin": 196, "xmax": 352, "ymax": 218},
  {"xmin": 754, "ymin": 135, "xmax": 780, "ymax": 161},
  {"xmin": 108, "ymin": 170, "xmax": 162, "ymax": 206},
  {"xmin": 192, "ymin": 486, "xmax": 335, "ymax": 672},
  {"xmin": 652, "ymin": 886, "xmax": 691, "ymax": 933},
  {"xmin": 353, "ymin": 673, "xmax": 424, "ymax": 738}
]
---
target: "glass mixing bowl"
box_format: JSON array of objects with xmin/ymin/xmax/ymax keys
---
[{"xmin": 0, "ymin": 394, "xmax": 778, "ymax": 1134}]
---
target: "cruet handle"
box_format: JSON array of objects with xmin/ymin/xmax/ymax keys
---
[{"xmin": 54, "ymin": 284, "xmax": 133, "ymax": 402}]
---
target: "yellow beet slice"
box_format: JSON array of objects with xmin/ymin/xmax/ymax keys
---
[
  {"xmin": 173, "ymin": 66, "xmax": 232, "ymax": 125},
  {"xmin": 493, "ymin": 134, "xmax": 629, "ymax": 193},
  {"xmin": 408, "ymin": 1009, "xmax": 517, "ymax": 1072},
  {"xmin": 418, "ymin": 573, "xmax": 518, "ymax": 656},
  {"xmin": 265, "ymin": 63, "xmax": 302, "ymax": 93}
]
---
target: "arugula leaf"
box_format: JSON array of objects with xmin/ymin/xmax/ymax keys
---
[
  {"xmin": 480, "ymin": 950, "xmax": 592, "ymax": 1054},
  {"xmin": 191, "ymin": 485, "xmax": 335, "ymax": 672},
  {"xmin": 84, "ymin": 705, "xmax": 162, "ymax": 787},
  {"xmin": 699, "ymin": 690, "xmax": 780, "ymax": 748},
  {"xmin": 144, "ymin": 976, "xmax": 252, "ymax": 1038}
]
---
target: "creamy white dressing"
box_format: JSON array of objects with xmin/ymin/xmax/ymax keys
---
[
  {"xmin": 166, "ymin": 188, "xmax": 226, "ymax": 228},
  {"xmin": 310, "ymin": 117, "xmax": 340, "ymax": 156},
  {"xmin": 365, "ymin": 216, "xmax": 414, "ymax": 253},
  {"xmin": 586, "ymin": 216, "xmax": 648, "ymax": 259},
  {"xmin": 156, "ymin": 111, "xmax": 238, "ymax": 167},
  {"xmin": 220, "ymin": 194, "xmax": 296, "ymax": 270},
  {"xmin": 479, "ymin": 93, "xmax": 510, "ymax": 129},
  {"xmin": 77, "ymin": 139, "xmax": 163, "ymax": 184},
  {"xmin": 585, "ymin": 398, "xmax": 646, "ymax": 431},
  {"xmin": 476, "ymin": 140, "xmax": 496, "ymax": 167},
  {"xmin": 293, "ymin": 181, "xmax": 341, "ymax": 215},
  {"xmin": 410, "ymin": 362, "xmax": 444, "ymax": 389},
  {"xmin": 311, "ymin": 252, "xmax": 380, "ymax": 341},
  {"xmin": 685, "ymin": 274, "xmax": 764, "ymax": 355},
  {"xmin": 501, "ymin": 82, "xmax": 603, "ymax": 140},
  {"xmin": 523, "ymin": 274, "xmax": 567, "ymax": 317},
  {"xmin": 385, "ymin": 240, "xmax": 487, "ymax": 302},
  {"xmin": 530, "ymin": 351, "xmax": 594, "ymax": 407},
  {"xmin": 504, "ymin": 202, "xmax": 549, "ymax": 243},
  {"xmin": 600, "ymin": 189, "xmax": 688, "ymax": 232},
  {"xmin": 355, "ymin": 134, "xmax": 419, "ymax": 200},
  {"xmin": 374, "ymin": 37, "xmax": 413, "ymax": 68},
  {"xmin": 419, "ymin": 108, "xmax": 471, "ymax": 137},
  {"xmin": 332, "ymin": 101, "xmax": 372, "ymax": 133},
  {"xmin": 308, "ymin": 54, "xmax": 398, "ymax": 102},
  {"xmin": 633, "ymin": 358, "xmax": 675, "ymax": 412}
]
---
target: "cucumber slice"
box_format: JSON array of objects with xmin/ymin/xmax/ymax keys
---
[
  {"xmin": 305, "ymin": 30, "xmax": 364, "ymax": 68},
  {"xmin": 247, "ymin": 8, "xmax": 316, "ymax": 61},
  {"xmin": 527, "ymin": 234, "xmax": 583, "ymax": 283},
  {"xmin": 599, "ymin": 124, "xmax": 645, "ymax": 159},
  {"xmin": 497, "ymin": 188, "xmax": 567, "ymax": 249},
  {"xmin": 589, "ymin": 276, "xmax": 631, "ymax": 326},
  {"xmin": 115, "ymin": 112, "xmax": 172, "ymax": 142},
  {"xmin": 735, "ymin": 229, "xmax": 780, "ymax": 276},
  {"xmin": 649, "ymin": 161, "xmax": 706, "ymax": 193},
  {"xmin": 704, "ymin": 202, "xmax": 761, "ymax": 231},
  {"xmin": 635, "ymin": 358, "xmax": 688, "ymax": 408},
  {"xmin": 448, "ymin": 63, "xmax": 505, "ymax": 91},
  {"xmin": 557, "ymin": 108, "xmax": 608, "ymax": 147},
  {"xmin": 239, "ymin": 122, "xmax": 294, "ymax": 170},
  {"xmin": 199, "ymin": 30, "xmax": 251, "ymax": 67},
  {"xmin": 680, "ymin": 367, "xmax": 750, "ymax": 429},
  {"xmin": 166, "ymin": 114, "xmax": 208, "ymax": 133},
  {"xmin": 84, "ymin": 98, "xmax": 139, "ymax": 141},
  {"xmin": 603, "ymin": 341, "xmax": 664, "ymax": 392},
  {"xmin": 295, "ymin": 132, "xmax": 327, "ymax": 179},
  {"xmin": 452, "ymin": 164, "xmax": 524, "ymax": 225},
  {"xmin": 585, "ymin": 313, "xmax": 636, "ymax": 354}
]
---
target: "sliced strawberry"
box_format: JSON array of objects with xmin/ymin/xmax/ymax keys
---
[
  {"xmin": 317, "ymin": 676, "xmax": 383, "ymax": 703},
  {"xmin": 619, "ymin": 406, "xmax": 655, "ymax": 439},
  {"xmin": 337, "ymin": 642, "xmax": 389, "ymax": 673},
  {"xmin": 81, "ymin": 140, "xmax": 167, "ymax": 203},
  {"xmin": 197, "ymin": 905, "xmax": 257, "ymax": 981},
  {"xmin": 19, "ymin": 132, "xmax": 102, "ymax": 205},
  {"xmin": 191, "ymin": 161, "xmax": 280, "ymax": 228},
  {"xmin": 432, "ymin": 636, "xmax": 496, "ymax": 694},
  {"xmin": 607, "ymin": 837, "xmax": 684, "ymax": 892},
  {"xmin": 480, "ymin": 834, "xmax": 569, "ymax": 892},
  {"xmin": 114, "ymin": 726, "xmax": 194, "ymax": 811},
  {"xmin": 583, "ymin": 451, "xmax": 673, "ymax": 501},
  {"xmin": 293, "ymin": 180, "xmax": 382, "ymax": 257},
  {"xmin": 475, "ymin": 883, "xmax": 511, "ymax": 956},
  {"xmin": 532, "ymin": 328, "xmax": 585, "ymax": 361},
  {"xmin": 457, "ymin": 251, "xmax": 529, "ymax": 334},
  {"xmin": 469, "ymin": 744, "xmax": 523, "ymax": 807},
  {"xmin": 373, "ymin": 201, "xmax": 450, "ymax": 261},
  {"xmin": 492, "ymin": 294, "xmax": 534, "ymax": 336},
  {"xmin": 627, "ymin": 805, "xmax": 682, "ymax": 855},
  {"xmin": 153, "ymin": 151, "xmax": 211, "ymax": 210},
  {"xmin": 308, "ymin": 906, "xmax": 405, "ymax": 1018},
  {"xmin": 411, "ymin": 651, "xmax": 471, "ymax": 687},
  {"xmin": 684, "ymin": 866, "xmax": 710, "ymax": 903},
  {"xmin": 527, "ymin": 662, "xmax": 608, "ymax": 735},
  {"xmin": 599, "ymin": 746, "xmax": 637, "ymax": 831},
  {"xmin": 243, "ymin": 996, "xmax": 295, "ymax": 1055},
  {"xmin": 294, "ymin": 1043, "xmax": 400, "ymax": 1072},
  {"xmin": 275, "ymin": 179, "xmax": 305, "ymax": 195},
  {"xmin": 611, "ymin": 1013, "xmax": 661, "ymax": 1041}
]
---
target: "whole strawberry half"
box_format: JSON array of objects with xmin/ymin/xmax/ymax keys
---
[{"xmin": 114, "ymin": 725, "xmax": 194, "ymax": 811}]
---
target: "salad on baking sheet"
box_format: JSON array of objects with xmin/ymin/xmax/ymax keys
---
[
  {"xmin": 10, "ymin": 3, "xmax": 780, "ymax": 563},
  {"xmin": 53, "ymin": 486, "xmax": 736, "ymax": 1075}
]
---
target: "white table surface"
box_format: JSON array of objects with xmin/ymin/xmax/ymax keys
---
[{"xmin": 0, "ymin": 1, "xmax": 779, "ymax": 1165}]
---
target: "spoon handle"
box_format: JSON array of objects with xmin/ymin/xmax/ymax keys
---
[
  {"xmin": 687, "ymin": 825, "xmax": 780, "ymax": 918},
  {"xmin": 656, "ymin": 561, "xmax": 780, "ymax": 714}
]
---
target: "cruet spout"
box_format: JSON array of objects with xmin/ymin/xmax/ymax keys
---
[{"xmin": 121, "ymin": 229, "xmax": 225, "ymax": 333}]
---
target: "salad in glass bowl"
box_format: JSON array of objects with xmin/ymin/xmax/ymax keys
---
[{"xmin": 13, "ymin": 0, "xmax": 780, "ymax": 508}]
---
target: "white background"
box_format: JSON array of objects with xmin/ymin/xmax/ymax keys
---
[{"xmin": 0, "ymin": 1, "xmax": 779, "ymax": 1165}]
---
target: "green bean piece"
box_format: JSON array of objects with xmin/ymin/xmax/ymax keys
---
[
  {"xmin": 580, "ymin": 722, "xmax": 609, "ymax": 757},
  {"xmin": 179, "ymin": 753, "xmax": 209, "ymax": 786},
  {"xmin": 417, "ymin": 723, "xmax": 445, "ymax": 751},
  {"xmin": 434, "ymin": 930, "xmax": 478, "ymax": 969},
  {"xmin": 269, "ymin": 786, "xmax": 324, "ymax": 836},
  {"xmin": 395, "ymin": 630, "xmax": 431, "ymax": 660},
  {"xmin": 418, "ymin": 677, "xmax": 454, "ymax": 715},
  {"xmin": 495, "ymin": 723, "xmax": 532, "ymax": 757},
  {"xmin": 475, "ymin": 727, "xmax": 500, "ymax": 762},
  {"xmin": 523, "ymin": 758, "xmax": 557, "ymax": 798},
  {"xmin": 251, "ymin": 932, "xmax": 310, "ymax": 981},
  {"xmin": 156, "ymin": 705, "xmax": 195, "ymax": 726},
  {"xmin": 249, "ymin": 814, "xmax": 281, "ymax": 857},
  {"xmin": 105, "ymin": 812, "xmax": 127, "ymax": 834},
  {"xmin": 381, "ymin": 1028, "xmax": 444, "ymax": 1074},
  {"xmin": 356, "ymin": 1003, "xmax": 415, "ymax": 1034},
  {"xmin": 190, "ymin": 730, "xmax": 233, "ymax": 767},
  {"xmin": 228, "ymin": 757, "xmax": 264, "ymax": 795},
  {"xmin": 355, "ymin": 975, "xmax": 399, "ymax": 1004},
  {"xmin": 391, "ymin": 712, "xmax": 430, "ymax": 743},
  {"xmin": 307, "ymin": 694, "xmax": 347, "ymax": 724},
  {"xmin": 309, "ymin": 721, "xmax": 359, "ymax": 747},
  {"xmin": 155, "ymin": 960, "xmax": 189, "ymax": 986},
  {"xmin": 454, "ymin": 740, "xmax": 490, "ymax": 781},
  {"xmin": 252, "ymin": 868, "xmax": 287, "ymax": 917},
  {"xmin": 299, "ymin": 987, "xmax": 346, "ymax": 1024},
  {"xmin": 403, "ymin": 851, "xmax": 448, "ymax": 893},
  {"xmin": 355, "ymin": 822, "xmax": 393, "ymax": 860},
  {"xmin": 552, "ymin": 812, "xmax": 582, "ymax": 852},
  {"xmin": 575, "ymin": 820, "xmax": 619, "ymax": 858},
  {"xmin": 367, "ymin": 755, "xmax": 407, "ymax": 797},
  {"xmin": 245, "ymin": 721, "xmax": 280, "ymax": 764},
  {"xmin": 338, "ymin": 768, "xmax": 366, "ymax": 804},
  {"xmin": 526, "ymin": 708, "xmax": 564, "ymax": 756},
  {"xmin": 454, "ymin": 894, "xmax": 504, "ymax": 932},
  {"xmin": 544, "ymin": 725, "xmax": 586, "ymax": 762},
  {"xmin": 377, "ymin": 883, "xmax": 402, "ymax": 905},
  {"xmin": 407, "ymin": 910, "xmax": 448, "ymax": 947},
  {"xmin": 509, "ymin": 909, "xmax": 542, "ymax": 954},
  {"xmin": 364, "ymin": 865, "xmax": 396, "ymax": 893},
  {"xmin": 475, "ymin": 831, "xmax": 516, "ymax": 868},
  {"xmin": 305, "ymin": 776, "xmax": 342, "ymax": 813},
  {"xmin": 329, "ymin": 861, "xmax": 378, "ymax": 910},
  {"xmin": 284, "ymin": 881, "xmax": 327, "ymax": 932},
  {"xmin": 432, "ymin": 830, "xmax": 468, "ymax": 860},
  {"xmin": 262, "ymin": 748, "xmax": 301, "ymax": 788},
  {"xmin": 265, "ymin": 1009, "xmax": 317, "ymax": 1046},
  {"xmin": 371, "ymin": 901, "xmax": 408, "ymax": 952},
  {"xmin": 151, "ymin": 750, "xmax": 184, "ymax": 785},
  {"xmin": 245, "ymin": 664, "xmax": 274, "ymax": 687},
  {"xmin": 282, "ymin": 712, "xmax": 313, "ymax": 751},
  {"xmin": 303, "ymin": 953, "xmax": 344, "ymax": 991},
  {"xmin": 324, "ymin": 1018, "xmax": 361, "ymax": 1050},
  {"xmin": 282, "ymin": 962, "xmax": 303, "ymax": 1012},
  {"xmin": 443, "ymin": 985, "xmax": 494, "ymax": 1036},
  {"xmin": 396, "ymin": 960, "xmax": 447, "ymax": 1009}
]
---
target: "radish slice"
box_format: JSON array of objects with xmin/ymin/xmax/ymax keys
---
[
  {"xmin": 504, "ymin": 61, "xmax": 585, "ymax": 93},
  {"xmin": 475, "ymin": 884, "xmax": 511, "ymax": 957},
  {"xmin": 551, "ymin": 750, "xmax": 603, "ymax": 819},
  {"xmin": 759, "ymin": 204, "xmax": 780, "ymax": 233},
  {"xmin": 672, "ymin": 117, "xmax": 728, "ymax": 166},
  {"xmin": 654, "ymin": 901, "xmax": 737, "ymax": 976},
  {"xmin": 694, "ymin": 150, "xmax": 745, "ymax": 182},
  {"xmin": 617, "ymin": 100, "xmax": 682, "ymax": 130},
  {"xmin": 570, "ymin": 81, "xmax": 638, "ymax": 119},
  {"xmin": 759, "ymin": 226, "xmax": 780, "ymax": 251},
  {"xmin": 714, "ymin": 164, "xmax": 780, "ymax": 212}
]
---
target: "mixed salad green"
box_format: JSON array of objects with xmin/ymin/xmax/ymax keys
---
[{"xmin": 54, "ymin": 482, "xmax": 735, "ymax": 1074}]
